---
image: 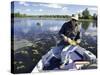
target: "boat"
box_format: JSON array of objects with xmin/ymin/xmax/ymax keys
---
[{"xmin": 32, "ymin": 45, "xmax": 97, "ymax": 72}]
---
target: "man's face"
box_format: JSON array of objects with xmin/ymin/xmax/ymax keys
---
[{"xmin": 71, "ymin": 19, "xmax": 78, "ymax": 26}]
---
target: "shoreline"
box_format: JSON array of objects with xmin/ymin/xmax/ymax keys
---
[{"xmin": 13, "ymin": 17, "xmax": 97, "ymax": 21}]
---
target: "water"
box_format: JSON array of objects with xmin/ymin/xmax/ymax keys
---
[{"xmin": 12, "ymin": 18, "xmax": 97, "ymax": 73}]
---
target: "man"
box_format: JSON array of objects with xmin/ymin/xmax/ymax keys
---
[
  {"xmin": 43, "ymin": 14, "xmax": 81, "ymax": 70},
  {"xmin": 58, "ymin": 14, "xmax": 81, "ymax": 69},
  {"xmin": 58, "ymin": 14, "xmax": 81, "ymax": 46},
  {"xmin": 53, "ymin": 14, "xmax": 81, "ymax": 59}
]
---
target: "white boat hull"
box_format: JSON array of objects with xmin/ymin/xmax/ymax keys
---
[{"xmin": 32, "ymin": 45, "xmax": 97, "ymax": 72}]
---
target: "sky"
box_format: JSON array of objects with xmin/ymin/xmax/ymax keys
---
[{"xmin": 11, "ymin": 1, "xmax": 98, "ymax": 16}]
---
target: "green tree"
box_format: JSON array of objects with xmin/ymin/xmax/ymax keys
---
[
  {"xmin": 93, "ymin": 13, "xmax": 97, "ymax": 20},
  {"xmin": 78, "ymin": 13, "xmax": 82, "ymax": 19},
  {"xmin": 14, "ymin": 12, "xmax": 21, "ymax": 17},
  {"xmin": 82, "ymin": 8, "xmax": 91, "ymax": 19}
]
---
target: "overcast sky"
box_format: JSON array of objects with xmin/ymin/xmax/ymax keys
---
[{"xmin": 12, "ymin": 1, "xmax": 98, "ymax": 16}]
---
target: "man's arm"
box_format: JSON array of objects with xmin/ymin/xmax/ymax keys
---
[
  {"xmin": 75, "ymin": 31, "xmax": 81, "ymax": 44},
  {"xmin": 59, "ymin": 23, "xmax": 66, "ymax": 38},
  {"xmin": 59, "ymin": 23, "xmax": 69, "ymax": 43},
  {"xmin": 60, "ymin": 34, "xmax": 68, "ymax": 42}
]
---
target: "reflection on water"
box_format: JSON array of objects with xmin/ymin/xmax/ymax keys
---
[
  {"xmin": 12, "ymin": 18, "xmax": 97, "ymax": 73},
  {"xmin": 81, "ymin": 21, "xmax": 90, "ymax": 30}
]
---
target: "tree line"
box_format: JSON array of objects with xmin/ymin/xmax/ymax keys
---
[{"xmin": 12, "ymin": 8, "xmax": 97, "ymax": 20}]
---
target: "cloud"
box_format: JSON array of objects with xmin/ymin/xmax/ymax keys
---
[
  {"xmin": 31, "ymin": 4, "xmax": 39, "ymax": 6},
  {"xmin": 40, "ymin": 3, "xmax": 62, "ymax": 8},
  {"xmin": 30, "ymin": 9, "xmax": 43, "ymax": 12},
  {"xmin": 88, "ymin": 7, "xmax": 98, "ymax": 15},
  {"xmin": 88, "ymin": 7, "xmax": 97, "ymax": 11},
  {"xmin": 26, "ymin": 9, "xmax": 31, "ymax": 12},
  {"xmin": 48, "ymin": 4, "xmax": 62, "ymax": 8},
  {"xmin": 19, "ymin": 2, "xmax": 29, "ymax": 6},
  {"xmin": 16, "ymin": 9, "xmax": 21, "ymax": 11},
  {"xmin": 39, "ymin": 9, "xmax": 43, "ymax": 11},
  {"xmin": 62, "ymin": 7, "xmax": 68, "ymax": 11},
  {"xmin": 77, "ymin": 9, "xmax": 84, "ymax": 13}
]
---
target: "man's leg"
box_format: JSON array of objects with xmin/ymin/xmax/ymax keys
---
[
  {"xmin": 43, "ymin": 45, "xmax": 65, "ymax": 70},
  {"xmin": 52, "ymin": 45, "xmax": 65, "ymax": 59},
  {"xmin": 61, "ymin": 45, "xmax": 78, "ymax": 67}
]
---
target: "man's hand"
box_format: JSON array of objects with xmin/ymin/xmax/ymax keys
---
[
  {"xmin": 76, "ymin": 39, "xmax": 81, "ymax": 44},
  {"xmin": 61, "ymin": 34, "xmax": 68, "ymax": 42},
  {"xmin": 60, "ymin": 34, "xmax": 78, "ymax": 45},
  {"xmin": 67, "ymin": 38, "xmax": 77, "ymax": 45}
]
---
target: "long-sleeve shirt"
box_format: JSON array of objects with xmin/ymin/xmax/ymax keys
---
[{"xmin": 58, "ymin": 21, "xmax": 81, "ymax": 46}]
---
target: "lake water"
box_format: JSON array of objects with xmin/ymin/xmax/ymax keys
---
[
  {"xmin": 13, "ymin": 18, "xmax": 97, "ymax": 40},
  {"xmin": 13, "ymin": 18, "xmax": 97, "ymax": 49},
  {"xmin": 12, "ymin": 18, "xmax": 97, "ymax": 73}
]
